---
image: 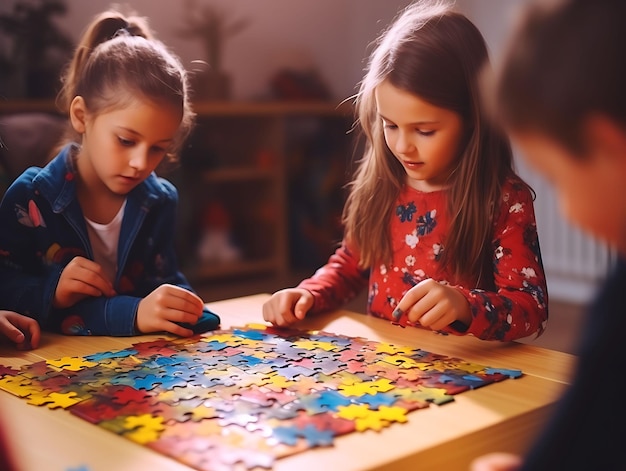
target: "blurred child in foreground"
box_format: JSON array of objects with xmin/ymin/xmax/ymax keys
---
[{"xmin": 472, "ymin": 0, "xmax": 626, "ymax": 469}]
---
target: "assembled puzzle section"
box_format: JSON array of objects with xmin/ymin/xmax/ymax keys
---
[{"xmin": 0, "ymin": 324, "xmax": 522, "ymax": 471}]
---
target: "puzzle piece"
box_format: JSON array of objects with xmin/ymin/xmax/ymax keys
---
[
  {"xmin": 27, "ymin": 391, "xmax": 82, "ymax": 409},
  {"xmin": 110, "ymin": 414, "xmax": 164, "ymax": 444},
  {"xmin": 46, "ymin": 356, "xmax": 98, "ymax": 372},
  {"xmin": 338, "ymin": 378, "xmax": 395, "ymax": 396},
  {"xmin": 0, "ymin": 374, "xmax": 39, "ymax": 397},
  {"xmin": 272, "ymin": 423, "xmax": 334, "ymax": 447}
]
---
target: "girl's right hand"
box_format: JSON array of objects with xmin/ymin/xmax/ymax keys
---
[
  {"xmin": 136, "ymin": 284, "xmax": 204, "ymax": 336},
  {"xmin": 262, "ymin": 288, "xmax": 313, "ymax": 327},
  {"xmin": 53, "ymin": 256, "xmax": 116, "ymax": 309}
]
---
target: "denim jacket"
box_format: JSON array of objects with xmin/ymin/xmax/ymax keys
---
[{"xmin": 0, "ymin": 143, "xmax": 214, "ymax": 335}]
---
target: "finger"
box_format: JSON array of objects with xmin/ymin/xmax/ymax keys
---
[
  {"xmin": 393, "ymin": 282, "xmax": 430, "ymax": 322},
  {"xmin": 262, "ymin": 301, "xmax": 276, "ymax": 323},
  {"xmin": 26, "ymin": 322, "xmax": 41, "ymax": 349},
  {"xmin": 171, "ymin": 310, "xmax": 202, "ymax": 326},
  {"xmin": 293, "ymin": 295, "xmax": 313, "ymax": 320},
  {"xmin": 162, "ymin": 321, "xmax": 195, "ymax": 338},
  {"xmin": 61, "ymin": 271, "xmax": 111, "ymax": 299},
  {"xmin": 75, "ymin": 262, "xmax": 115, "ymax": 295},
  {"xmin": 272, "ymin": 315, "xmax": 294, "ymax": 327},
  {"xmin": 63, "ymin": 257, "xmax": 114, "ymax": 294},
  {"xmin": 275, "ymin": 296, "xmax": 303, "ymax": 325},
  {"xmin": 265, "ymin": 307, "xmax": 296, "ymax": 327},
  {"xmin": 416, "ymin": 303, "xmax": 450, "ymax": 330},
  {"xmin": 407, "ymin": 292, "xmax": 440, "ymax": 326},
  {"xmin": 264, "ymin": 308, "xmax": 291, "ymax": 327},
  {"xmin": 0, "ymin": 317, "xmax": 26, "ymax": 344},
  {"xmin": 163, "ymin": 286, "xmax": 204, "ymax": 314},
  {"xmin": 10, "ymin": 315, "xmax": 41, "ymax": 345},
  {"xmin": 262, "ymin": 297, "xmax": 288, "ymax": 325},
  {"xmin": 64, "ymin": 278, "xmax": 107, "ymax": 298}
]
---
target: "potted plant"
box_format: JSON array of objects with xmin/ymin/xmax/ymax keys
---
[{"xmin": 175, "ymin": 0, "xmax": 249, "ymax": 100}]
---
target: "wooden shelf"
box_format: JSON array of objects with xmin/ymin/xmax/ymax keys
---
[
  {"xmin": 0, "ymin": 99, "xmax": 353, "ymax": 117},
  {"xmin": 186, "ymin": 258, "xmax": 279, "ymax": 282},
  {"xmin": 192, "ymin": 100, "xmax": 353, "ymax": 117},
  {"xmin": 202, "ymin": 167, "xmax": 276, "ymax": 183}
]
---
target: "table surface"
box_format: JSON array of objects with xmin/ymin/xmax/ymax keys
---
[{"xmin": 0, "ymin": 294, "xmax": 576, "ymax": 471}]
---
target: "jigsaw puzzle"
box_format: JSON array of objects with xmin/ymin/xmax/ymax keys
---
[{"xmin": 0, "ymin": 323, "xmax": 522, "ymax": 470}]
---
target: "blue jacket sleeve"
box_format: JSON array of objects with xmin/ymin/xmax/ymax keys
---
[
  {"xmin": 0, "ymin": 169, "xmax": 64, "ymax": 325},
  {"xmin": 55, "ymin": 295, "xmax": 141, "ymax": 336}
]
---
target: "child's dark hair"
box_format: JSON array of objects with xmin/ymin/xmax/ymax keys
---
[
  {"xmin": 57, "ymin": 9, "xmax": 195, "ymax": 163},
  {"xmin": 345, "ymin": 0, "xmax": 514, "ymax": 284},
  {"xmin": 492, "ymin": 0, "xmax": 626, "ymax": 157}
]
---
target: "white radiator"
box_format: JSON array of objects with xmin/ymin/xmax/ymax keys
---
[{"xmin": 518, "ymin": 159, "xmax": 613, "ymax": 304}]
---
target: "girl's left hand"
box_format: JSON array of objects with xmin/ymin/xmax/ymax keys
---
[
  {"xmin": 136, "ymin": 284, "xmax": 204, "ymax": 336},
  {"xmin": 0, "ymin": 311, "xmax": 40, "ymax": 350},
  {"xmin": 393, "ymin": 278, "xmax": 471, "ymax": 330}
]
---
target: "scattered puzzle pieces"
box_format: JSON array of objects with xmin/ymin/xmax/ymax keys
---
[{"xmin": 0, "ymin": 324, "xmax": 522, "ymax": 470}]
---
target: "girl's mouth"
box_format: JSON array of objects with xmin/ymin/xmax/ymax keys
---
[
  {"xmin": 403, "ymin": 160, "xmax": 423, "ymax": 168},
  {"xmin": 119, "ymin": 175, "xmax": 140, "ymax": 185}
]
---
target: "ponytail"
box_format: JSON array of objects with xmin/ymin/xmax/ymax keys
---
[{"xmin": 57, "ymin": 11, "xmax": 153, "ymax": 114}]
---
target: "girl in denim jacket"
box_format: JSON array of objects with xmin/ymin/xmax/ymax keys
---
[{"xmin": 0, "ymin": 9, "xmax": 219, "ymax": 337}]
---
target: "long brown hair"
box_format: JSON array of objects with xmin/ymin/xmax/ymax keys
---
[
  {"xmin": 343, "ymin": 0, "xmax": 515, "ymax": 285},
  {"xmin": 56, "ymin": 8, "xmax": 195, "ymax": 164}
]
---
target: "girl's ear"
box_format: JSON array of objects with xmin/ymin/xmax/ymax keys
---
[{"xmin": 69, "ymin": 96, "xmax": 88, "ymax": 134}]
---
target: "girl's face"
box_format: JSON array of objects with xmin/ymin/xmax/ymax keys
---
[
  {"xmin": 73, "ymin": 96, "xmax": 181, "ymax": 198},
  {"xmin": 375, "ymin": 79, "xmax": 464, "ymax": 192},
  {"xmin": 512, "ymin": 121, "xmax": 626, "ymax": 255}
]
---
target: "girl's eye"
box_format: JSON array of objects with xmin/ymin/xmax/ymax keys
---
[
  {"xmin": 150, "ymin": 146, "xmax": 167, "ymax": 155},
  {"xmin": 118, "ymin": 136, "xmax": 134, "ymax": 146},
  {"xmin": 417, "ymin": 130, "xmax": 435, "ymax": 137},
  {"xmin": 382, "ymin": 122, "xmax": 397, "ymax": 130}
]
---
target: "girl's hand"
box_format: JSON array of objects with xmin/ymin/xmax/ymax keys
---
[
  {"xmin": 470, "ymin": 452, "xmax": 522, "ymax": 471},
  {"xmin": 0, "ymin": 311, "xmax": 40, "ymax": 350},
  {"xmin": 262, "ymin": 288, "xmax": 313, "ymax": 327},
  {"xmin": 394, "ymin": 278, "xmax": 471, "ymax": 330},
  {"xmin": 53, "ymin": 256, "xmax": 116, "ymax": 309},
  {"xmin": 136, "ymin": 284, "xmax": 204, "ymax": 336}
]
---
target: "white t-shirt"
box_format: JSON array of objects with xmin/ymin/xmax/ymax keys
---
[{"xmin": 85, "ymin": 200, "xmax": 127, "ymax": 284}]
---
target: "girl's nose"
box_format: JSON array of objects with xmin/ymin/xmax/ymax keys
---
[
  {"xmin": 395, "ymin": 131, "xmax": 415, "ymax": 154},
  {"xmin": 129, "ymin": 150, "xmax": 148, "ymax": 171}
]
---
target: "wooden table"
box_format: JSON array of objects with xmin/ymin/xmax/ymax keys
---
[{"xmin": 0, "ymin": 294, "xmax": 575, "ymax": 471}]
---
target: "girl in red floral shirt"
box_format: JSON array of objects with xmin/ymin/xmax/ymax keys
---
[{"xmin": 263, "ymin": 1, "xmax": 548, "ymax": 342}]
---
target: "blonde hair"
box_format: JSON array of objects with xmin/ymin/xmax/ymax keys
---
[{"xmin": 344, "ymin": 0, "xmax": 517, "ymax": 285}]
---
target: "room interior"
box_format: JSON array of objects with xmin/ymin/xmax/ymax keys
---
[{"xmin": 0, "ymin": 0, "xmax": 597, "ymax": 356}]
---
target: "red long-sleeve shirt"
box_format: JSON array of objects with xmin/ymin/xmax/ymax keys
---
[{"xmin": 298, "ymin": 176, "xmax": 548, "ymax": 341}]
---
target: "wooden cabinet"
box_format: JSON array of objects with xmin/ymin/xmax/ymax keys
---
[
  {"xmin": 174, "ymin": 101, "xmax": 354, "ymax": 283},
  {"xmin": 0, "ymin": 100, "xmax": 355, "ymax": 284}
]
